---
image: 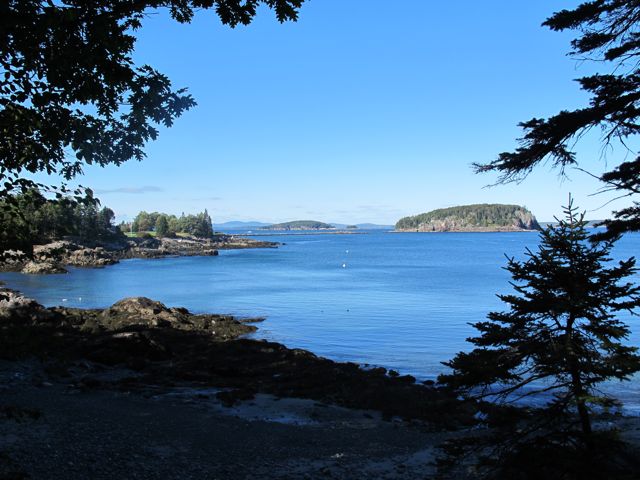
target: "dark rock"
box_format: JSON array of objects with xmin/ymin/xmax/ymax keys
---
[
  {"xmin": 216, "ymin": 389, "xmax": 256, "ymax": 407},
  {"xmin": 0, "ymin": 289, "xmax": 54, "ymax": 322}
]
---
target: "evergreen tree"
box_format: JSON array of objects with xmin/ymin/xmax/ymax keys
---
[
  {"xmin": 201, "ymin": 209, "xmax": 214, "ymax": 238},
  {"xmin": 0, "ymin": 189, "xmax": 119, "ymax": 252},
  {"xmin": 475, "ymin": 2, "xmax": 640, "ymax": 239},
  {"xmin": 440, "ymin": 200, "xmax": 640, "ymax": 446},
  {"xmin": 96, "ymin": 207, "xmax": 115, "ymax": 235},
  {"xmin": 167, "ymin": 216, "xmax": 180, "ymax": 236},
  {"xmin": 155, "ymin": 215, "xmax": 169, "ymax": 238}
]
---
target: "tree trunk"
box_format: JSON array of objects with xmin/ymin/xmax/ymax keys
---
[{"xmin": 566, "ymin": 315, "xmax": 592, "ymax": 438}]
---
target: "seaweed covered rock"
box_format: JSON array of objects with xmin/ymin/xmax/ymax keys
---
[{"xmin": 99, "ymin": 297, "xmax": 192, "ymax": 329}]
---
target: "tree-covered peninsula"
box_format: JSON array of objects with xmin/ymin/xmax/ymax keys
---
[
  {"xmin": 395, "ymin": 204, "xmax": 541, "ymax": 232},
  {"xmin": 260, "ymin": 220, "xmax": 335, "ymax": 231}
]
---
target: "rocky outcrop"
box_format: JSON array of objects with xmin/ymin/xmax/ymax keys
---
[
  {"xmin": 122, "ymin": 237, "xmax": 221, "ymax": 260},
  {"xmin": 32, "ymin": 241, "xmax": 78, "ymax": 262},
  {"xmin": 0, "ymin": 250, "xmax": 29, "ymax": 272},
  {"xmin": 32, "ymin": 240, "xmax": 119, "ymax": 268},
  {"xmin": 94, "ymin": 297, "xmax": 252, "ymax": 339},
  {"xmin": 0, "ymin": 289, "xmax": 258, "ymax": 340},
  {"xmin": 21, "ymin": 261, "xmax": 67, "ymax": 275},
  {"xmin": 67, "ymin": 247, "xmax": 119, "ymax": 267},
  {"xmin": 0, "ymin": 290, "xmax": 469, "ymax": 426},
  {"xmin": 0, "ymin": 289, "xmax": 53, "ymax": 322},
  {"xmin": 0, "ymin": 234, "xmax": 276, "ymax": 274}
]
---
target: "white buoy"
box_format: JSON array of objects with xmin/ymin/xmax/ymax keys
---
[{"xmin": 342, "ymin": 263, "xmax": 346, "ymax": 268}]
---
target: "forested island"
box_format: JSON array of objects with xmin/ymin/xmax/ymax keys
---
[
  {"xmin": 260, "ymin": 220, "xmax": 335, "ymax": 231},
  {"xmin": 395, "ymin": 204, "xmax": 541, "ymax": 232}
]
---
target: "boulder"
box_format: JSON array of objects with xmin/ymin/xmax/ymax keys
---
[
  {"xmin": 67, "ymin": 247, "xmax": 118, "ymax": 267},
  {"xmin": 22, "ymin": 261, "xmax": 67, "ymax": 275},
  {"xmin": 0, "ymin": 250, "xmax": 28, "ymax": 271},
  {"xmin": 33, "ymin": 241, "xmax": 79, "ymax": 262},
  {"xmin": 135, "ymin": 238, "xmax": 161, "ymax": 249},
  {"xmin": 0, "ymin": 289, "xmax": 53, "ymax": 322},
  {"xmin": 98, "ymin": 297, "xmax": 190, "ymax": 329}
]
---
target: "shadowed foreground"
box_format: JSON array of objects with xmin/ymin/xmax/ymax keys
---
[{"xmin": 0, "ymin": 290, "xmax": 472, "ymax": 479}]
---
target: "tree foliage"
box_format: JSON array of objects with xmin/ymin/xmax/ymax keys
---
[
  {"xmin": 0, "ymin": 0, "xmax": 304, "ymax": 199},
  {"xmin": 131, "ymin": 209, "xmax": 213, "ymax": 238},
  {"xmin": 438, "ymin": 201, "xmax": 640, "ymax": 476},
  {"xmin": 474, "ymin": 1, "xmax": 640, "ymax": 239},
  {"xmin": 0, "ymin": 189, "xmax": 119, "ymax": 253},
  {"xmin": 155, "ymin": 214, "xmax": 169, "ymax": 238}
]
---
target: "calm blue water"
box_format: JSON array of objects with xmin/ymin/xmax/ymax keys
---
[{"xmin": 2, "ymin": 230, "xmax": 639, "ymax": 408}]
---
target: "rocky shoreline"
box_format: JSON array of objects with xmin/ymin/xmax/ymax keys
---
[
  {"xmin": 0, "ymin": 288, "xmax": 469, "ymax": 425},
  {"xmin": 2, "ymin": 289, "xmax": 639, "ymax": 478},
  {"xmin": 0, "ymin": 234, "xmax": 278, "ymax": 274},
  {"xmin": 0, "ymin": 288, "xmax": 476, "ymax": 479}
]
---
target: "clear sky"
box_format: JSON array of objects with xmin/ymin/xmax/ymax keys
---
[{"xmin": 61, "ymin": 0, "xmax": 630, "ymax": 224}]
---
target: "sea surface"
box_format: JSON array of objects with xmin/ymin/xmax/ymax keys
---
[{"xmin": 2, "ymin": 230, "xmax": 640, "ymax": 409}]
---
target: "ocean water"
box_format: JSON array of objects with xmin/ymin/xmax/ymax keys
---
[{"xmin": 2, "ymin": 230, "xmax": 639, "ymax": 408}]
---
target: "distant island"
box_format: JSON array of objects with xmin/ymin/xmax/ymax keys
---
[
  {"xmin": 260, "ymin": 220, "xmax": 335, "ymax": 231},
  {"xmin": 395, "ymin": 204, "xmax": 541, "ymax": 232},
  {"xmin": 216, "ymin": 221, "xmax": 272, "ymax": 230}
]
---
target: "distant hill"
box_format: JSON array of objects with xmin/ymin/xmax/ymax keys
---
[
  {"xmin": 216, "ymin": 221, "xmax": 271, "ymax": 230},
  {"xmin": 260, "ymin": 220, "xmax": 335, "ymax": 231},
  {"xmin": 395, "ymin": 204, "xmax": 541, "ymax": 232},
  {"xmin": 218, "ymin": 220, "xmax": 394, "ymax": 231},
  {"xmin": 539, "ymin": 220, "xmax": 605, "ymax": 229}
]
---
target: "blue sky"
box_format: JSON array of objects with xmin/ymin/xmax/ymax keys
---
[{"xmin": 64, "ymin": 0, "xmax": 629, "ymax": 224}]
